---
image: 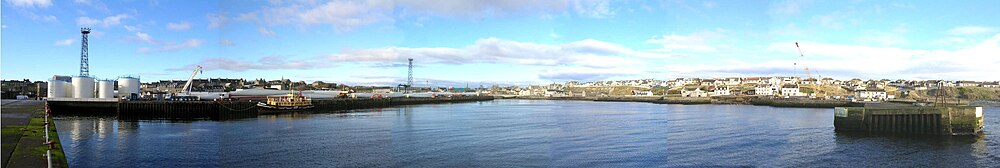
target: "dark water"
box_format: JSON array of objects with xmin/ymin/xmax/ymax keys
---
[{"xmin": 55, "ymin": 99, "xmax": 999, "ymax": 167}]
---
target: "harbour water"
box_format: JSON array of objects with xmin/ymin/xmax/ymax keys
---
[{"xmin": 55, "ymin": 99, "xmax": 999, "ymax": 167}]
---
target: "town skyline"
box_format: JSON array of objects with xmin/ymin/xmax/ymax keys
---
[{"xmin": 3, "ymin": 1, "xmax": 1000, "ymax": 84}]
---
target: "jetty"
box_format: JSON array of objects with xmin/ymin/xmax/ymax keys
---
[
  {"xmin": 46, "ymin": 96, "xmax": 494, "ymax": 120},
  {"xmin": 833, "ymin": 106, "xmax": 984, "ymax": 135}
]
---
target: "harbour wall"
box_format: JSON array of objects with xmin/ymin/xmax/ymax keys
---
[
  {"xmin": 47, "ymin": 96, "xmax": 495, "ymax": 120},
  {"xmin": 833, "ymin": 106, "xmax": 984, "ymax": 135}
]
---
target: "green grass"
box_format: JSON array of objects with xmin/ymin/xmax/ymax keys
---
[{"xmin": 5, "ymin": 108, "xmax": 68, "ymax": 168}]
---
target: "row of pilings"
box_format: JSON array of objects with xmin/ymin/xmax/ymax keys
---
[
  {"xmin": 311, "ymin": 96, "xmax": 495, "ymax": 111},
  {"xmin": 118, "ymin": 100, "xmax": 259, "ymax": 120}
]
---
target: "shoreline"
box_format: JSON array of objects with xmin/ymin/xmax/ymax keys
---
[{"xmin": 502, "ymin": 96, "xmax": 865, "ymax": 108}]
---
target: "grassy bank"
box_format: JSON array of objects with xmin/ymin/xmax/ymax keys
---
[{"xmin": 1, "ymin": 100, "xmax": 68, "ymax": 168}]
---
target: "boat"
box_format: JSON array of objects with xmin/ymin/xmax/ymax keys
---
[{"xmin": 257, "ymin": 93, "xmax": 314, "ymax": 111}]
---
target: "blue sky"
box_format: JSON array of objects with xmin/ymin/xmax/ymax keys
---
[{"xmin": 2, "ymin": 0, "xmax": 999, "ymax": 86}]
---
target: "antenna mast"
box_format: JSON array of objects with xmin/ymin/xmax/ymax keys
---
[
  {"xmin": 407, "ymin": 58, "xmax": 413, "ymax": 92},
  {"xmin": 80, "ymin": 28, "xmax": 91, "ymax": 77}
]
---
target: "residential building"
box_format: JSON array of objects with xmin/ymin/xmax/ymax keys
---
[
  {"xmin": 854, "ymin": 89, "xmax": 888, "ymax": 101},
  {"xmin": 780, "ymin": 84, "xmax": 802, "ymax": 97},
  {"xmin": 711, "ymin": 87, "xmax": 730, "ymax": 96},
  {"xmin": 681, "ymin": 87, "xmax": 708, "ymax": 97},
  {"xmin": 755, "ymin": 85, "xmax": 778, "ymax": 96},
  {"xmin": 632, "ymin": 90, "xmax": 654, "ymax": 96}
]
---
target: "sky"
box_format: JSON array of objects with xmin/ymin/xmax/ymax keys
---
[{"xmin": 2, "ymin": 0, "xmax": 999, "ymax": 86}]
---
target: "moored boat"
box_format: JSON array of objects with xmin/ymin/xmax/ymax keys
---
[{"xmin": 257, "ymin": 93, "xmax": 314, "ymax": 112}]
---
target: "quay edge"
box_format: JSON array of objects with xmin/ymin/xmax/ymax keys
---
[
  {"xmin": 45, "ymin": 96, "xmax": 495, "ymax": 119},
  {"xmin": 833, "ymin": 106, "xmax": 984, "ymax": 135}
]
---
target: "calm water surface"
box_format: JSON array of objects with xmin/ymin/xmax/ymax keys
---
[{"xmin": 55, "ymin": 99, "xmax": 999, "ymax": 167}]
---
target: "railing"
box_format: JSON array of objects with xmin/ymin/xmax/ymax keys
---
[{"xmin": 43, "ymin": 100, "xmax": 53, "ymax": 168}]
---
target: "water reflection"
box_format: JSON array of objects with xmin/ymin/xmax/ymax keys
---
[{"xmin": 54, "ymin": 100, "xmax": 998, "ymax": 167}]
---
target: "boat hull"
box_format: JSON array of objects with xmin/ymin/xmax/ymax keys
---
[{"xmin": 256, "ymin": 102, "xmax": 314, "ymax": 114}]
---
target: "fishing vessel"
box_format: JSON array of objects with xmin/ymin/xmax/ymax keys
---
[{"xmin": 257, "ymin": 93, "xmax": 314, "ymax": 110}]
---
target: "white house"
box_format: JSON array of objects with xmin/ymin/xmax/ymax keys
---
[
  {"xmin": 724, "ymin": 78, "xmax": 742, "ymax": 86},
  {"xmin": 755, "ymin": 85, "xmax": 778, "ymax": 96},
  {"xmin": 681, "ymin": 88, "xmax": 708, "ymax": 97},
  {"xmin": 820, "ymin": 78, "xmax": 835, "ymax": 85},
  {"xmin": 983, "ymin": 82, "xmax": 1000, "ymax": 88},
  {"xmin": 766, "ymin": 77, "xmax": 782, "ymax": 85},
  {"xmin": 854, "ymin": 89, "xmax": 888, "ymax": 101},
  {"xmin": 957, "ymin": 81, "xmax": 979, "ymax": 87},
  {"xmin": 743, "ymin": 77, "xmax": 762, "ymax": 84},
  {"xmin": 780, "ymin": 84, "xmax": 803, "ymax": 97},
  {"xmin": 801, "ymin": 78, "xmax": 818, "ymax": 85},
  {"xmin": 711, "ymin": 87, "xmax": 731, "ymax": 96},
  {"xmin": 632, "ymin": 90, "xmax": 654, "ymax": 96}
]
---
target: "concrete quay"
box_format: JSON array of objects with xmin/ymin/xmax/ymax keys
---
[
  {"xmin": 45, "ymin": 96, "xmax": 496, "ymax": 120},
  {"xmin": 834, "ymin": 106, "xmax": 984, "ymax": 135}
]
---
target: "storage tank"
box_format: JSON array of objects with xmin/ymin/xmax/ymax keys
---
[
  {"xmin": 47, "ymin": 80, "xmax": 68, "ymax": 98},
  {"xmin": 72, "ymin": 76, "xmax": 95, "ymax": 98},
  {"xmin": 117, "ymin": 77, "xmax": 140, "ymax": 97},
  {"xmin": 98, "ymin": 80, "xmax": 115, "ymax": 98},
  {"xmin": 64, "ymin": 82, "xmax": 73, "ymax": 98}
]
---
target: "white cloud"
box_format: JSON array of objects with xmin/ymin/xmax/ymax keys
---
[
  {"xmin": 53, "ymin": 38, "xmax": 75, "ymax": 46},
  {"xmin": 72, "ymin": 0, "xmax": 109, "ymax": 12},
  {"xmin": 572, "ymin": 0, "xmax": 615, "ymax": 18},
  {"xmin": 1, "ymin": 25, "xmax": 7, "ymax": 28},
  {"xmin": 123, "ymin": 25, "xmax": 139, "ymax": 32},
  {"xmin": 168, "ymin": 56, "xmax": 325, "ymax": 71},
  {"xmin": 230, "ymin": 0, "xmax": 611, "ymax": 34},
  {"xmin": 166, "ymin": 22, "xmax": 192, "ymax": 31},
  {"xmin": 646, "ymin": 28, "xmax": 727, "ymax": 52},
  {"xmin": 769, "ymin": 0, "xmax": 803, "ymax": 15},
  {"xmin": 857, "ymin": 34, "xmax": 907, "ymax": 46},
  {"xmin": 138, "ymin": 39, "xmax": 204, "ymax": 54},
  {"xmin": 702, "ymin": 1, "xmax": 717, "ymax": 8},
  {"xmin": 220, "ymin": 39, "xmax": 235, "ymax": 46},
  {"xmin": 396, "ymin": 0, "xmax": 570, "ymax": 19},
  {"xmin": 257, "ymin": 27, "xmax": 276, "ymax": 36},
  {"xmin": 5, "ymin": 0, "xmax": 52, "ymax": 8},
  {"xmin": 206, "ymin": 13, "xmax": 228, "ymax": 29},
  {"xmin": 947, "ymin": 26, "xmax": 996, "ymax": 35},
  {"xmin": 131, "ymin": 32, "xmax": 157, "ymax": 44},
  {"xmin": 298, "ymin": 0, "xmax": 393, "ymax": 32},
  {"xmin": 665, "ymin": 34, "xmax": 1000, "ymax": 81},
  {"xmin": 76, "ymin": 14, "xmax": 129, "ymax": 27},
  {"xmin": 324, "ymin": 38, "xmax": 668, "ymax": 68},
  {"xmin": 36, "ymin": 15, "xmax": 57, "ymax": 22},
  {"xmin": 539, "ymin": 67, "xmax": 645, "ymax": 81},
  {"xmin": 19, "ymin": 12, "xmax": 59, "ymax": 22}
]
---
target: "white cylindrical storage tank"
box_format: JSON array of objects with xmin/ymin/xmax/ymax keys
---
[
  {"xmin": 72, "ymin": 76, "xmax": 95, "ymax": 98},
  {"xmin": 47, "ymin": 80, "xmax": 67, "ymax": 98},
  {"xmin": 64, "ymin": 82, "xmax": 73, "ymax": 98},
  {"xmin": 117, "ymin": 77, "xmax": 140, "ymax": 97},
  {"xmin": 98, "ymin": 80, "xmax": 115, "ymax": 98}
]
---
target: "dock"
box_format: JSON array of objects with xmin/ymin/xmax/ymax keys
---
[
  {"xmin": 833, "ymin": 106, "xmax": 984, "ymax": 135},
  {"xmin": 45, "ymin": 96, "xmax": 495, "ymax": 120}
]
